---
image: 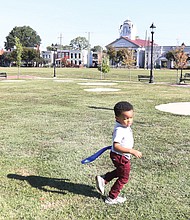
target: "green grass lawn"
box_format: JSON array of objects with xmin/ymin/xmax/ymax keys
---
[{"xmin": 0, "ymin": 67, "xmax": 189, "ymax": 219}]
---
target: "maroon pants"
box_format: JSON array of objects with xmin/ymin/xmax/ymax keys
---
[{"xmin": 104, "ymin": 152, "xmax": 130, "ymax": 199}]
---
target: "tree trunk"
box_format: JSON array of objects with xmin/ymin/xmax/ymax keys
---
[{"xmin": 180, "ymin": 68, "xmax": 183, "ymax": 82}]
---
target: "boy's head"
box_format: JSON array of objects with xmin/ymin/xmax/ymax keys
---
[{"xmin": 114, "ymin": 101, "xmax": 134, "ymax": 127}]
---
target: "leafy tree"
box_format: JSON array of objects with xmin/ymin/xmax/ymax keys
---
[
  {"xmin": 33, "ymin": 51, "xmax": 44, "ymax": 67},
  {"xmin": 165, "ymin": 51, "xmax": 175, "ymax": 61},
  {"xmin": 47, "ymin": 44, "xmax": 71, "ymax": 51},
  {"xmin": 5, "ymin": 26, "xmax": 41, "ymax": 50},
  {"xmin": 98, "ymin": 54, "xmax": 110, "ymax": 79},
  {"xmin": 22, "ymin": 48, "xmax": 40, "ymax": 66},
  {"xmin": 70, "ymin": 36, "xmax": 89, "ymax": 50},
  {"xmin": 0, "ymin": 51, "xmax": 16, "ymax": 67},
  {"xmin": 91, "ymin": 45, "xmax": 103, "ymax": 52},
  {"xmin": 62, "ymin": 45, "xmax": 72, "ymax": 50},
  {"xmin": 107, "ymin": 46, "xmax": 117, "ymax": 65},
  {"xmin": 15, "ymin": 37, "xmax": 23, "ymax": 77},
  {"xmin": 121, "ymin": 49, "xmax": 136, "ymax": 68},
  {"xmin": 61, "ymin": 57, "xmax": 71, "ymax": 67},
  {"xmin": 166, "ymin": 44, "xmax": 188, "ymax": 83}
]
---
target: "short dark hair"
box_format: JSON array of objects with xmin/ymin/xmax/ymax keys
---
[{"xmin": 114, "ymin": 101, "xmax": 133, "ymax": 117}]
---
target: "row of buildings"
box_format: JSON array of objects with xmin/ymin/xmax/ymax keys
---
[
  {"xmin": 41, "ymin": 19, "xmax": 190, "ymax": 69},
  {"xmin": 1, "ymin": 19, "xmax": 190, "ymax": 68},
  {"xmin": 41, "ymin": 49, "xmax": 98, "ymax": 68}
]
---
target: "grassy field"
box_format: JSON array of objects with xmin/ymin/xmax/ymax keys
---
[{"xmin": 0, "ymin": 67, "xmax": 189, "ymax": 219}]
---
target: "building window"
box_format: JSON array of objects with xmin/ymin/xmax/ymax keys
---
[
  {"xmin": 79, "ymin": 53, "xmax": 81, "ymax": 59},
  {"xmin": 75, "ymin": 53, "xmax": 77, "ymax": 58},
  {"xmin": 71, "ymin": 53, "xmax": 73, "ymax": 58}
]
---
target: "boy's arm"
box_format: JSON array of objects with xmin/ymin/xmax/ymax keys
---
[{"xmin": 113, "ymin": 142, "xmax": 142, "ymax": 158}]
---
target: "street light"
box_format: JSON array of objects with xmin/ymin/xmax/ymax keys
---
[
  {"xmin": 51, "ymin": 43, "xmax": 58, "ymax": 78},
  {"xmin": 149, "ymin": 23, "xmax": 156, "ymax": 83}
]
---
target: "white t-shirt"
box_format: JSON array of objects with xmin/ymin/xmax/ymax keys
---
[{"xmin": 111, "ymin": 121, "xmax": 134, "ymax": 159}]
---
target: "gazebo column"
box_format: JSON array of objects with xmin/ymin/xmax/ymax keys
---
[{"xmin": 136, "ymin": 48, "xmax": 140, "ymax": 68}]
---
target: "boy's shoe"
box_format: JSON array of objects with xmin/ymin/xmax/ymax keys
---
[
  {"xmin": 95, "ymin": 175, "xmax": 105, "ymax": 195},
  {"xmin": 105, "ymin": 196, "xmax": 126, "ymax": 205}
]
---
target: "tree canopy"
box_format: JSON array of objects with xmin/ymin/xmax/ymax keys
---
[
  {"xmin": 5, "ymin": 26, "xmax": 41, "ymax": 50},
  {"xmin": 15, "ymin": 37, "xmax": 23, "ymax": 69},
  {"xmin": 69, "ymin": 36, "xmax": 89, "ymax": 50},
  {"xmin": 166, "ymin": 44, "xmax": 188, "ymax": 70},
  {"xmin": 107, "ymin": 46, "xmax": 136, "ymax": 67},
  {"xmin": 98, "ymin": 53, "xmax": 110, "ymax": 77},
  {"xmin": 91, "ymin": 45, "xmax": 103, "ymax": 52}
]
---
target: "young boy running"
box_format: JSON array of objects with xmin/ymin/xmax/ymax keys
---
[{"xmin": 96, "ymin": 101, "xmax": 142, "ymax": 205}]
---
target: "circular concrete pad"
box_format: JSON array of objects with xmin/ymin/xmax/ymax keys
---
[
  {"xmin": 84, "ymin": 88, "xmax": 120, "ymax": 92},
  {"xmin": 78, "ymin": 82, "xmax": 117, "ymax": 86},
  {"xmin": 155, "ymin": 102, "xmax": 190, "ymax": 116}
]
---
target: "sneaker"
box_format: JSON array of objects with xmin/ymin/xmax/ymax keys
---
[
  {"xmin": 105, "ymin": 196, "xmax": 126, "ymax": 205},
  {"xmin": 95, "ymin": 175, "xmax": 105, "ymax": 195}
]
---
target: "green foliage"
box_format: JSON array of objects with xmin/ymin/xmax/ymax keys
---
[
  {"xmin": 117, "ymin": 48, "xmax": 136, "ymax": 67},
  {"xmin": 107, "ymin": 46, "xmax": 117, "ymax": 64},
  {"xmin": 166, "ymin": 44, "xmax": 188, "ymax": 82},
  {"xmin": 5, "ymin": 26, "xmax": 41, "ymax": 50},
  {"xmin": 22, "ymin": 48, "xmax": 41, "ymax": 66},
  {"xmin": 98, "ymin": 56, "xmax": 110, "ymax": 74},
  {"xmin": 15, "ymin": 37, "xmax": 23, "ymax": 68},
  {"xmin": 166, "ymin": 44, "xmax": 188, "ymax": 70},
  {"xmin": 0, "ymin": 51, "xmax": 16, "ymax": 67},
  {"xmin": 107, "ymin": 47, "xmax": 136, "ymax": 67},
  {"xmin": 91, "ymin": 45, "xmax": 103, "ymax": 52},
  {"xmin": 47, "ymin": 45, "xmax": 71, "ymax": 51},
  {"xmin": 70, "ymin": 36, "xmax": 89, "ymax": 50}
]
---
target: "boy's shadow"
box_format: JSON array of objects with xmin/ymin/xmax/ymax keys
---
[{"xmin": 7, "ymin": 174, "xmax": 99, "ymax": 198}]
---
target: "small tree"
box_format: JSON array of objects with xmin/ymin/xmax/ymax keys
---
[
  {"xmin": 122, "ymin": 49, "xmax": 136, "ymax": 81},
  {"xmin": 98, "ymin": 54, "xmax": 110, "ymax": 79},
  {"xmin": 15, "ymin": 37, "xmax": 23, "ymax": 78},
  {"xmin": 166, "ymin": 44, "xmax": 188, "ymax": 83},
  {"xmin": 174, "ymin": 44, "xmax": 188, "ymax": 83},
  {"xmin": 61, "ymin": 57, "xmax": 70, "ymax": 67}
]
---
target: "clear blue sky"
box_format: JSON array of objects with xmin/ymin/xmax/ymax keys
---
[{"xmin": 1, "ymin": 0, "xmax": 190, "ymax": 50}]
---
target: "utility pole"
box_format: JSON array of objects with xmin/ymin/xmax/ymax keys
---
[{"xmin": 58, "ymin": 33, "xmax": 63, "ymax": 50}]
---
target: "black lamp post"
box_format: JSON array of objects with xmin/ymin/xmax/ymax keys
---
[
  {"xmin": 51, "ymin": 43, "xmax": 58, "ymax": 78},
  {"xmin": 149, "ymin": 23, "xmax": 156, "ymax": 83}
]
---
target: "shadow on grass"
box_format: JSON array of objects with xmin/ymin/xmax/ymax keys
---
[
  {"xmin": 7, "ymin": 174, "xmax": 99, "ymax": 198},
  {"xmin": 88, "ymin": 106, "xmax": 113, "ymax": 111}
]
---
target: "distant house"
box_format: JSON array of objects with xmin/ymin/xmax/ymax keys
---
[
  {"xmin": 106, "ymin": 19, "xmax": 190, "ymax": 69},
  {"xmin": 106, "ymin": 36, "xmax": 154, "ymax": 68},
  {"xmin": 41, "ymin": 51, "xmax": 52, "ymax": 67},
  {"xmin": 41, "ymin": 49, "xmax": 93, "ymax": 67}
]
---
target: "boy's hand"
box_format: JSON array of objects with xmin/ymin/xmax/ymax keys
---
[{"xmin": 130, "ymin": 149, "xmax": 142, "ymax": 158}]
